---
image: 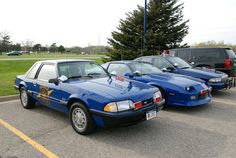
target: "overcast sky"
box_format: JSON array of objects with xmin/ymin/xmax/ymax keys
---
[{"xmin": 0, "ymin": 0, "xmax": 236, "ymax": 47}]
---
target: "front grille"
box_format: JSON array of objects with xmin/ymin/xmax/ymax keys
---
[
  {"xmin": 199, "ymin": 93, "xmax": 207, "ymax": 100},
  {"xmin": 142, "ymin": 98, "xmax": 153, "ymax": 106},
  {"xmin": 222, "ymin": 76, "xmax": 228, "ymax": 83}
]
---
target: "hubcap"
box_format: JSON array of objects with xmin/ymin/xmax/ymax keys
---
[
  {"xmin": 72, "ymin": 107, "xmax": 87, "ymax": 131},
  {"xmin": 21, "ymin": 89, "xmax": 28, "ymax": 106}
]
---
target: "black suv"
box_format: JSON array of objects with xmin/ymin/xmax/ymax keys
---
[{"xmin": 168, "ymin": 47, "xmax": 236, "ymax": 77}]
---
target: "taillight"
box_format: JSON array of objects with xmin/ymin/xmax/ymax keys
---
[{"xmin": 224, "ymin": 58, "xmax": 231, "ymax": 69}]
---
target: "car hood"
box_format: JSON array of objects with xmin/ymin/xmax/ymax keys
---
[
  {"xmin": 68, "ymin": 76, "xmax": 157, "ymax": 102},
  {"xmin": 143, "ymin": 73, "xmax": 202, "ymax": 87},
  {"xmin": 177, "ymin": 67, "xmax": 227, "ymax": 80}
]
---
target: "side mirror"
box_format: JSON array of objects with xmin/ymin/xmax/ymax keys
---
[
  {"xmin": 162, "ymin": 68, "xmax": 170, "ymax": 72},
  {"xmin": 110, "ymin": 71, "xmax": 117, "ymax": 76},
  {"xmin": 190, "ymin": 62, "xmax": 195, "ymax": 65},
  {"xmin": 124, "ymin": 72, "xmax": 134, "ymax": 78},
  {"xmin": 133, "ymin": 71, "xmax": 141, "ymax": 76},
  {"xmin": 48, "ymin": 78, "xmax": 59, "ymax": 84},
  {"xmin": 162, "ymin": 67, "xmax": 174, "ymax": 72},
  {"xmin": 59, "ymin": 75, "xmax": 68, "ymax": 82}
]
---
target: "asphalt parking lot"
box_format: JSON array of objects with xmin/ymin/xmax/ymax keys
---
[{"xmin": 0, "ymin": 88, "xmax": 236, "ymax": 158}]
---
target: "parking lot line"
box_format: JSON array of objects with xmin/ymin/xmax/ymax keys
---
[{"xmin": 0, "ymin": 118, "xmax": 59, "ymax": 158}]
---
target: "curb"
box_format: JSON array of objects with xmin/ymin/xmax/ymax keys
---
[{"xmin": 0, "ymin": 95, "xmax": 19, "ymax": 102}]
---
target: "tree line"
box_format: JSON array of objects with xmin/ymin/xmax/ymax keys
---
[
  {"xmin": 192, "ymin": 41, "xmax": 236, "ymax": 52},
  {"xmin": 0, "ymin": 31, "xmax": 106, "ymax": 55}
]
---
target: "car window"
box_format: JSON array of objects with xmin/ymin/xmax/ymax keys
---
[
  {"xmin": 37, "ymin": 64, "xmax": 57, "ymax": 81},
  {"xmin": 27, "ymin": 63, "xmax": 41, "ymax": 79},
  {"xmin": 191, "ymin": 49, "xmax": 224, "ymax": 60},
  {"xmin": 129, "ymin": 62, "xmax": 162, "ymax": 74},
  {"xmin": 167, "ymin": 57, "xmax": 192, "ymax": 69},
  {"xmin": 177, "ymin": 50, "xmax": 191, "ymax": 60},
  {"xmin": 153, "ymin": 57, "xmax": 173, "ymax": 69},
  {"xmin": 226, "ymin": 49, "xmax": 236, "ymax": 58},
  {"xmin": 108, "ymin": 64, "xmax": 131, "ymax": 76},
  {"xmin": 58, "ymin": 61, "xmax": 107, "ymax": 78}
]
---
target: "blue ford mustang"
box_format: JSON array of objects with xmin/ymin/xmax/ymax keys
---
[
  {"xmin": 14, "ymin": 59, "xmax": 164, "ymax": 135},
  {"xmin": 102, "ymin": 61, "xmax": 212, "ymax": 107},
  {"xmin": 135, "ymin": 56, "xmax": 233, "ymax": 90}
]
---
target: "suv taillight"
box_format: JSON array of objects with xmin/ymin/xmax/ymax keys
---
[{"xmin": 224, "ymin": 58, "xmax": 231, "ymax": 69}]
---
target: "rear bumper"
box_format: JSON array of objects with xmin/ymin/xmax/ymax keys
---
[{"xmin": 90, "ymin": 100, "xmax": 165, "ymax": 127}]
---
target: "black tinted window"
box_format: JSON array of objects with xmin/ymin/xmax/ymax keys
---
[
  {"xmin": 108, "ymin": 64, "xmax": 131, "ymax": 76},
  {"xmin": 27, "ymin": 63, "xmax": 41, "ymax": 79},
  {"xmin": 153, "ymin": 57, "xmax": 173, "ymax": 69},
  {"xmin": 37, "ymin": 64, "xmax": 57, "ymax": 81},
  {"xmin": 192, "ymin": 49, "xmax": 224, "ymax": 60}
]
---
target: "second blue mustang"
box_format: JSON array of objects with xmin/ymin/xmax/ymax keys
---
[{"xmin": 102, "ymin": 61, "xmax": 212, "ymax": 107}]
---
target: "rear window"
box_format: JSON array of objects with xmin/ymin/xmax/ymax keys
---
[
  {"xmin": 191, "ymin": 49, "xmax": 223, "ymax": 60},
  {"xmin": 226, "ymin": 49, "xmax": 236, "ymax": 58}
]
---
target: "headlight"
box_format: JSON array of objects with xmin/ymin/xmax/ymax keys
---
[
  {"xmin": 185, "ymin": 86, "xmax": 194, "ymax": 91},
  {"xmin": 153, "ymin": 91, "xmax": 162, "ymax": 103},
  {"xmin": 209, "ymin": 78, "xmax": 221, "ymax": 82},
  {"xmin": 104, "ymin": 100, "xmax": 134, "ymax": 112}
]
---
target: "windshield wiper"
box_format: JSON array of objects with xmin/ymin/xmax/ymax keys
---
[
  {"xmin": 68, "ymin": 76, "xmax": 82, "ymax": 79},
  {"xmin": 87, "ymin": 72, "xmax": 102, "ymax": 76},
  {"xmin": 181, "ymin": 67, "xmax": 191, "ymax": 69}
]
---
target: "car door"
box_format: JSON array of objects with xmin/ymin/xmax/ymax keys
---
[
  {"xmin": 35, "ymin": 63, "xmax": 62, "ymax": 111},
  {"xmin": 24, "ymin": 62, "xmax": 42, "ymax": 100}
]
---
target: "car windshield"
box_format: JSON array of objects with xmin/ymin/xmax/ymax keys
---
[
  {"xmin": 58, "ymin": 61, "xmax": 108, "ymax": 79},
  {"xmin": 167, "ymin": 57, "xmax": 192, "ymax": 69},
  {"xmin": 129, "ymin": 62, "xmax": 162, "ymax": 74}
]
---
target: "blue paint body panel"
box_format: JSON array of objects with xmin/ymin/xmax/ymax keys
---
[
  {"xmin": 15, "ymin": 59, "xmax": 163, "ymax": 128},
  {"xmin": 102, "ymin": 61, "xmax": 212, "ymax": 107}
]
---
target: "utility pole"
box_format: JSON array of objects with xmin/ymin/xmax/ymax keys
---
[{"xmin": 143, "ymin": 0, "xmax": 147, "ymax": 54}]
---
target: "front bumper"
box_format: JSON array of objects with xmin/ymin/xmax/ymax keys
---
[
  {"xmin": 90, "ymin": 100, "xmax": 165, "ymax": 127},
  {"xmin": 207, "ymin": 77, "xmax": 235, "ymax": 90}
]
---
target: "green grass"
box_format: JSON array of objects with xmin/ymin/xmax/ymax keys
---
[
  {"xmin": 0, "ymin": 58, "xmax": 102, "ymax": 96},
  {"xmin": 0, "ymin": 53, "xmax": 105, "ymax": 59}
]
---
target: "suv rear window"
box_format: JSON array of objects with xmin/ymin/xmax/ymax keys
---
[
  {"xmin": 226, "ymin": 49, "xmax": 236, "ymax": 58},
  {"xmin": 191, "ymin": 49, "xmax": 223, "ymax": 60}
]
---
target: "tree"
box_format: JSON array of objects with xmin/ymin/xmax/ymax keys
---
[
  {"xmin": 32, "ymin": 44, "xmax": 42, "ymax": 52},
  {"xmin": 49, "ymin": 43, "xmax": 57, "ymax": 53},
  {"xmin": 10, "ymin": 43, "xmax": 21, "ymax": 51},
  {"xmin": 0, "ymin": 31, "xmax": 12, "ymax": 55},
  {"xmin": 58, "ymin": 45, "xmax": 65, "ymax": 53},
  {"xmin": 21, "ymin": 39, "xmax": 34, "ymax": 52},
  {"xmin": 105, "ymin": 0, "xmax": 189, "ymax": 61}
]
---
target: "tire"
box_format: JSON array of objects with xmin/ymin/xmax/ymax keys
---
[
  {"xmin": 69, "ymin": 102, "xmax": 95, "ymax": 135},
  {"xmin": 158, "ymin": 87, "xmax": 167, "ymax": 106},
  {"xmin": 20, "ymin": 87, "xmax": 35, "ymax": 109}
]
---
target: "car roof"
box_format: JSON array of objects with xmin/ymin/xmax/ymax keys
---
[
  {"xmin": 109, "ymin": 60, "xmax": 141, "ymax": 64},
  {"xmin": 169, "ymin": 47, "xmax": 231, "ymax": 50},
  {"xmin": 36, "ymin": 59, "xmax": 93, "ymax": 64}
]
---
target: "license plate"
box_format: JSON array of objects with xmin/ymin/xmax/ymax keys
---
[{"xmin": 146, "ymin": 110, "xmax": 157, "ymax": 120}]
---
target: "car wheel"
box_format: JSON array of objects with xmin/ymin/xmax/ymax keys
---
[
  {"xmin": 20, "ymin": 87, "xmax": 35, "ymax": 109},
  {"xmin": 69, "ymin": 102, "xmax": 95, "ymax": 135},
  {"xmin": 158, "ymin": 87, "xmax": 167, "ymax": 106}
]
